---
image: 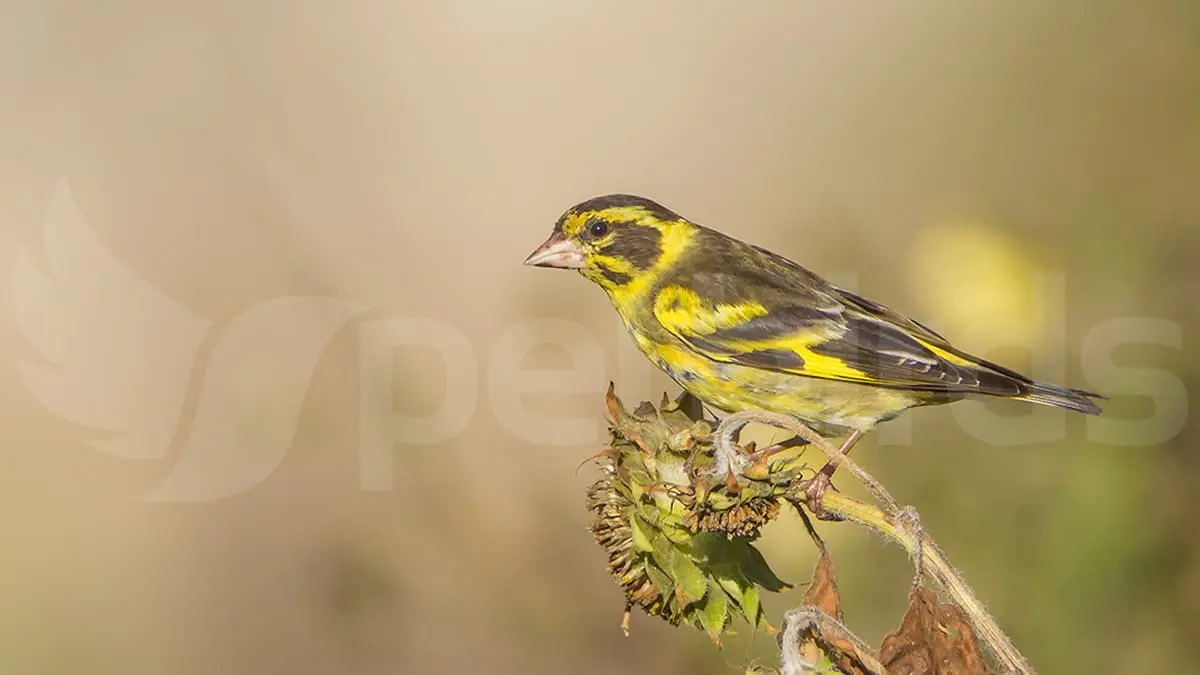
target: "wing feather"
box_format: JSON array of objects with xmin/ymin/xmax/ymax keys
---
[{"xmin": 652, "ymin": 233, "xmax": 1030, "ymax": 395}]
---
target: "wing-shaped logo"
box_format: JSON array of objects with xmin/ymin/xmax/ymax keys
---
[
  {"xmin": 13, "ymin": 177, "xmax": 367, "ymax": 502},
  {"xmin": 13, "ymin": 179, "xmax": 211, "ymax": 460}
]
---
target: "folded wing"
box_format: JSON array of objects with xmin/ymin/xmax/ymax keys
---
[{"xmin": 651, "ymin": 266, "xmax": 1025, "ymax": 396}]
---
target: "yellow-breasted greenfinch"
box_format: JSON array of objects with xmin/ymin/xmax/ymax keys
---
[{"xmin": 524, "ymin": 194, "xmax": 1103, "ymax": 507}]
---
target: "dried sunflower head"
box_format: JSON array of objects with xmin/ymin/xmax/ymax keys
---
[{"xmin": 586, "ymin": 387, "xmax": 807, "ymax": 643}]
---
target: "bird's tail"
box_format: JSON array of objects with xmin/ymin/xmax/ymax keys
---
[{"xmin": 1018, "ymin": 380, "xmax": 1105, "ymax": 415}]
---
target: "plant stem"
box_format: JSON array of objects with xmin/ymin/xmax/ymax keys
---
[
  {"xmin": 815, "ymin": 491, "xmax": 1030, "ymax": 674},
  {"xmin": 715, "ymin": 410, "xmax": 1033, "ymax": 675}
]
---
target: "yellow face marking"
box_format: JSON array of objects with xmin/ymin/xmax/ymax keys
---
[
  {"xmin": 562, "ymin": 206, "xmax": 664, "ymax": 236},
  {"xmin": 610, "ymin": 219, "xmax": 692, "ymax": 298},
  {"xmin": 559, "ymin": 205, "xmax": 696, "ymax": 294},
  {"xmin": 589, "ymin": 253, "xmax": 635, "ymax": 275}
]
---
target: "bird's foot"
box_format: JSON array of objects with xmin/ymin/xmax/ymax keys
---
[
  {"xmin": 801, "ymin": 465, "xmax": 844, "ymax": 521},
  {"xmin": 799, "ymin": 429, "xmax": 863, "ymax": 519}
]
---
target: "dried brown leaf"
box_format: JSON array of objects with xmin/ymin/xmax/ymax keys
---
[
  {"xmin": 802, "ymin": 549, "xmax": 843, "ymax": 621},
  {"xmin": 634, "ymin": 400, "xmax": 658, "ymax": 418},
  {"xmin": 608, "ymin": 389, "xmax": 699, "ymax": 455},
  {"xmin": 786, "ymin": 548, "xmax": 879, "ymax": 675},
  {"xmin": 879, "ymin": 586, "xmax": 991, "ymax": 675},
  {"xmin": 603, "ymin": 382, "xmax": 624, "ymax": 425}
]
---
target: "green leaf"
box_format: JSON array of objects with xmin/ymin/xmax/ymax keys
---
[
  {"xmin": 705, "ymin": 490, "xmax": 737, "ymax": 510},
  {"xmin": 688, "ymin": 531, "xmax": 733, "ymax": 562},
  {"xmin": 697, "ymin": 582, "xmax": 729, "ymax": 643},
  {"xmin": 611, "ymin": 478, "xmax": 633, "ymax": 501},
  {"xmin": 742, "ymin": 585, "xmax": 761, "ymax": 626},
  {"xmin": 706, "ymin": 563, "xmax": 761, "ymax": 626},
  {"xmin": 706, "ymin": 561, "xmax": 751, "ymax": 604},
  {"xmin": 630, "ymin": 514, "xmax": 655, "ymax": 553},
  {"xmin": 652, "ymin": 489, "xmax": 688, "ymax": 518},
  {"xmin": 647, "ymin": 540, "xmax": 677, "ymax": 584},
  {"xmin": 629, "ymin": 472, "xmax": 650, "ymax": 500},
  {"xmin": 645, "ymin": 562, "xmax": 675, "ymax": 598},
  {"xmin": 742, "ymin": 544, "xmax": 791, "ymax": 592},
  {"xmin": 637, "ymin": 499, "xmax": 662, "ymax": 526},
  {"xmin": 659, "ymin": 518, "xmax": 694, "ymax": 546},
  {"xmin": 671, "ymin": 551, "xmax": 709, "ymax": 604},
  {"xmin": 713, "ymin": 572, "xmax": 749, "ymax": 610}
]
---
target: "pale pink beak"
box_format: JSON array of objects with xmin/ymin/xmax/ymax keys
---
[{"xmin": 523, "ymin": 232, "xmax": 585, "ymax": 269}]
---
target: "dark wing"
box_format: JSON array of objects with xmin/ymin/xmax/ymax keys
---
[{"xmin": 652, "ymin": 234, "xmax": 1027, "ymax": 395}]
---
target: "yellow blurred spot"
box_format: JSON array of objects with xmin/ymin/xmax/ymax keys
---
[{"xmin": 906, "ymin": 218, "xmax": 1044, "ymax": 342}]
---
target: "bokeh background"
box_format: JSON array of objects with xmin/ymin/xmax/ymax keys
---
[{"xmin": 1, "ymin": 2, "xmax": 1197, "ymax": 673}]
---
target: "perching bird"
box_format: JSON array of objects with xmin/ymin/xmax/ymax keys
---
[{"xmin": 524, "ymin": 194, "xmax": 1103, "ymax": 510}]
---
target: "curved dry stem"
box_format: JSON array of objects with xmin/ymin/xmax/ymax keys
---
[
  {"xmin": 715, "ymin": 410, "xmax": 1033, "ymax": 675},
  {"xmin": 809, "ymin": 492, "xmax": 1029, "ymax": 674},
  {"xmin": 780, "ymin": 607, "xmax": 885, "ymax": 675},
  {"xmin": 712, "ymin": 411, "xmax": 753, "ymax": 478}
]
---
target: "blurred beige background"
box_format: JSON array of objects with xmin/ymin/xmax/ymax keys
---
[{"xmin": 1, "ymin": 1, "xmax": 1198, "ymax": 673}]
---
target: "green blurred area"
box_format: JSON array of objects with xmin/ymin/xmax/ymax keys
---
[{"xmin": 0, "ymin": 1, "xmax": 1197, "ymax": 674}]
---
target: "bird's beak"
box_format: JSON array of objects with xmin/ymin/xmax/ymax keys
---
[{"xmin": 523, "ymin": 233, "xmax": 585, "ymax": 269}]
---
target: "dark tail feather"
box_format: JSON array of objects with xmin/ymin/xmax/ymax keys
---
[{"xmin": 1019, "ymin": 381, "xmax": 1105, "ymax": 415}]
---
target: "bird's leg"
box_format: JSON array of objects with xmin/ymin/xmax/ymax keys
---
[{"xmin": 803, "ymin": 429, "xmax": 864, "ymax": 519}]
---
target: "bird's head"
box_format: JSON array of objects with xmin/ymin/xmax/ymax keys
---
[{"xmin": 524, "ymin": 194, "xmax": 695, "ymax": 294}]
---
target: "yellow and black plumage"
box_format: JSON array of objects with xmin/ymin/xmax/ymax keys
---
[{"xmin": 524, "ymin": 194, "xmax": 1103, "ymax": 462}]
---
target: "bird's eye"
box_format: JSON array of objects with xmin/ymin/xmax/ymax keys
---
[{"xmin": 588, "ymin": 221, "xmax": 610, "ymax": 238}]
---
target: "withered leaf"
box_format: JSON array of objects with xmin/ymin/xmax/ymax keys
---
[
  {"xmin": 634, "ymin": 400, "xmax": 658, "ymax": 418},
  {"xmin": 802, "ymin": 548, "xmax": 843, "ymax": 621},
  {"xmin": 608, "ymin": 389, "xmax": 697, "ymax": 455},
  {"xmin": 603, "ymin": 382, "xmax": 625, "ymax": 425},
  {"xmin": 879, "ymin": 586, "xmax": 990, "ymax": 675},
  {"xmin": 787, "ymin": 551, "xmax": 880, "ymax": 675}
]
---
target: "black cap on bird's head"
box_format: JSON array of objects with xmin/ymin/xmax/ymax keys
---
[{"xmin": 524, "ymin": 194, "xmax": 689, "ymax": 290}]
